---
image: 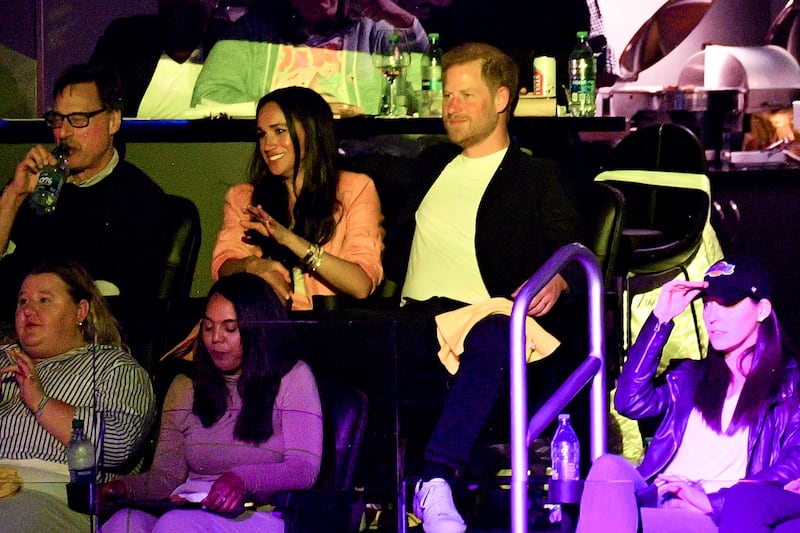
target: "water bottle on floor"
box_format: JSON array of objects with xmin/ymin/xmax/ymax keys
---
[{"xmin": 550, "ymin": 413, "xmax": 580, "ymax": 480}]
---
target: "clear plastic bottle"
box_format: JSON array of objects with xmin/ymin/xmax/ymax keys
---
[
  {"xmin": 568, "ymin": 31, "xmax": 596, "ymax": 117},
  {"xmin": 420, "ymin": 32, "xmax": 443, "ymax": 116},
  {"xmin": 29, "ymin": 143, "xmax": 69, "ymax": 215},
  {"xmin": 550, "ymin": 413, "xmax": 580, "ymax": 480},
  {"xmin": 66, "ymin": 419, "xmax": 96, "ymax": 484}
]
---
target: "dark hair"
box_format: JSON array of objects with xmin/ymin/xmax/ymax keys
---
[
  {"xmin": 24, "ymin": 259, "xmax": 124, "ymax": 348},
  {"xmin": 193, "ymin": 273, "xmax": 300, "ymax": 444},
  {"xmin": 52, "ymin": 63, "xmax": 124, "ymax": 112},
  {"xmin": 248, "ymin": 86, "xmax": 340, "ymax": 267},
  {"xmin": 694, "ymin": 303, "xmax": 786, "ymax": 433},
  {"xmin": 442, "ymin": 42, "xmax": 520, "ymax": 118}
]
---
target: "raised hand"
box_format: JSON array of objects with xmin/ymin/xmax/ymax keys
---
[
  {"xmin": 652, "ymin": 279, "xmax": 707, "ymax": 324},
  {"xmin": 0, "ymin": 348, "xmax": 46, "ymax": 414},
  {"xmin": 12, "ymin": 145, "xmax": 58, "ymax": 198},
  {"xmin": 241, "ymin": 205, "xmax": 293, "ymax": 247}
]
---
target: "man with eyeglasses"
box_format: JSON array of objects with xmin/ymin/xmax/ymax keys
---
[{"xmin": 0, "ymin": 63, "xmax": 166, "ymax": 319}]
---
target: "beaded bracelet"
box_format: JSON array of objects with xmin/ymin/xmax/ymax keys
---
[{"xmin": 36, "ymin": 395, "xmax": 50, "ymax": 417}]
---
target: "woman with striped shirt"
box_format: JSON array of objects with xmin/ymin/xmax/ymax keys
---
[{"xmin": 0, "ymin": 259, "xmax": 156, "ymax": 532}]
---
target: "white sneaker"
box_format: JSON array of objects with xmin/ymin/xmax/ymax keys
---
[{"xmin": 413, "ymin": 478, "xmax": 467, "ymax": 533}]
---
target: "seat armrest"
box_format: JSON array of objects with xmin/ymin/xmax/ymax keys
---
[{"xmin": 272, "ymin": 488, "xmax": 362, "ymax": 533}]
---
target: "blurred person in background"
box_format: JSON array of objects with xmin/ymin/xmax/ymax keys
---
[
  {"xmin": 89, "ymin": 0, "xmax": 219, "ymax": 118},
  {"xmin": 191, "ymin": 0, "xmax": 428, "ymax": 115}
]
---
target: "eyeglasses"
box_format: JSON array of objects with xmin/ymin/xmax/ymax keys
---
[{"xmin": 43, "ymin": 108, "xmax": 106, "ymax": 129}]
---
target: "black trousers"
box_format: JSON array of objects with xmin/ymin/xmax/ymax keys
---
[{"xmin": 398, "ymin": 297, "xmax": 589, "ymax": 475}]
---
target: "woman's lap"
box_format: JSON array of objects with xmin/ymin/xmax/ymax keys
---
[
  {"xmin": 101, "ymin": 507, "xmax": 285, "ymax": 533},
  {"xmin": 577, "ymin": 454, "xmax": 718, "ymax": 533},
  {"xmin": 0, "ymin": 488, "xmax": 91, "ymax": 533}
]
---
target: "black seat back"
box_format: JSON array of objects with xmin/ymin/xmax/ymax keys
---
[{"xmin": 155, "ymin": 194, "xmax": 201, "ymax": 300}]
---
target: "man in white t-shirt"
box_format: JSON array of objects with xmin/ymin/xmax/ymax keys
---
[{"xmin": 383, "ymin": 42, "xmax": 585, "ymax": 532}]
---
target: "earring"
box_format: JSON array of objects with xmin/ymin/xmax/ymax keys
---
[{"xmin": 78, "ymin": 320, "xmax": 84, "ymax": 328}]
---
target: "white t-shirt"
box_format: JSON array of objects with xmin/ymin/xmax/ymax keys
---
[
  {"xmin": 137, "ymin": 51, "xmax": 204, "ymax": 119},
  {"xmin": 662, "ymin": 389, "xmax": 749, "ymax": 493},
  {"xmin": 401, "ymin": 148, "xmax": 507, "ymax": 304}
]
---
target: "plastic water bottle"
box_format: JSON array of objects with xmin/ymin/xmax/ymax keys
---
[
  {"xmin": 66, "ymin": 419, "xmax": 96, "ymax": 484},
  {"xmin": 29, "ymin": 143, "xmax": 69, "ymax": 215},
  {"xmin": 550, "ymin": 413, "xmax": 580, "ymax": 480},
  {"xmin": 568, "ymin": 31, "xmax": 596, "ymax": 117},
  {"xmin": 420, "ymin": 32, "xmax": 443, "ymax": 116}
]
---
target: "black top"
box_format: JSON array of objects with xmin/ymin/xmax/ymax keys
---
[
  {"xmin": 2, "ymin": 160, "xmax": 166, "ymax": 305},
  {"xmin": 383, "ymin": 142, "xmax": 584, "ymax": 299}
]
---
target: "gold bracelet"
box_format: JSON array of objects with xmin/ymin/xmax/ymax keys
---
[
  {"xmin": 310, "ymin": 248, "xmax": 324, "ymax": 273},
  {"xmin": 303, "ymin": 244, "xmax": 323, "ymax": 272},
  {"xmin": 302, "ymin": 244, "xmax": 316, "ymax": 267},
  {"xmin": 36, "ymin": 395, "xmax": 50, "ymax": 417}
]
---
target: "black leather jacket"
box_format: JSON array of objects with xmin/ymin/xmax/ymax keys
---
[{"xmin": 615, "ymin": 313, "xmax": 800, "ymax": 521}]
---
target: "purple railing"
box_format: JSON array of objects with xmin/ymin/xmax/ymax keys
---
[{"xmin": 509, "ymin": 243, "xmax": 607, "ymax": 533}]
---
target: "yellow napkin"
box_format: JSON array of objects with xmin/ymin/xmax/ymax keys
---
[
  {"xmin": 435, "ymin": 297, "xmax": 560, "ymax": 375},
  {"xmin": 160, "ymin": 322, "xmax": 199, "ymax": 362},
  {"xmin": 0, "ymin": 466, "xmax": 22, "ymax": 498}
]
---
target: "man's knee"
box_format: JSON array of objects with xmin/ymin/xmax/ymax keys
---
[{"xmin": 462, "ymin": 315, "xmax": 510, "ymax": 364}]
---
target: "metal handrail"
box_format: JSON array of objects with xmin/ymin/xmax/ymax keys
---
[{"xmin": 510, "ymin": 243, "xmax": 607, "ymax": 533}]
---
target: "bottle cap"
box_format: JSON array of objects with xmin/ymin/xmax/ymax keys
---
[
  {"xmin": 577, "ymin": 31, "xmax": 589, "ymax": 39},
  {"xmin": 558, "ymin": 413, "xmax": 570, "ymax": 422},
  {"xmin": 72, "ymin": 418, "xmax": 84, "ymax": 429},
  {"xmin": 429, "ymin": 33, "xmax": 439, "ymax": 40}
]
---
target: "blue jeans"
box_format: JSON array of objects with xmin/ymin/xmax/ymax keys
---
[{"xmin": 718, "ymin": 481, "xmax": 800, "ymax": 533}]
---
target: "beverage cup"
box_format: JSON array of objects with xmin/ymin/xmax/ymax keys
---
[{"xmin": 533, "ymin": 56, "xmax": 556, "ymax": 97}]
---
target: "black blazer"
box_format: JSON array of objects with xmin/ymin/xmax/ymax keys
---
[{"xmin": 383, "ymin": 142, "xmax": 583, "ymax": 299}]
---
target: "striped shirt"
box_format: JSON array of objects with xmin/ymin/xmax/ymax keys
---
[{"xmin": 0, "ymin": 343, "xmax": 156, "ymax": 477}]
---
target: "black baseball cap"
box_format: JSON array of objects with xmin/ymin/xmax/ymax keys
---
[{"xmin": 701, "ymin": 256, "xmax": 771, "ymax": 306}]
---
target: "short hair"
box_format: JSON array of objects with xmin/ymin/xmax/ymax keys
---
[
  {"xmin": 25, "ymin": 259, "xmax": 124, "ymax": 348},
  {"xmin": 442, "ymin": 42, "xmax": 520, "ymax": 117},
  {"xmin": 52, "ymin": 63, "xmax": 124, "ymax": 112}
]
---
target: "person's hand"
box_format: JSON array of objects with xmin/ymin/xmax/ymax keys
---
[
  {"xmin": 242, "ymin": 256, "xmax": 292, "ymax": 303},
  {"xmin": 0, "ymin": 348, "xmax": 45, "ymax": 414},
  {"xmin": 785, "ymin": 479, "xmax": 800, "ymax": 494},
  {"xmin": 652, "ymin": 280, "xmax": 707, "ymax": 324},
  {"xmin": 99, "ymin": 479, "xmax": 128, "ymax": 502},
  {"xmin": 512, "ymin": 274, "xmax": 568, "ymax": 317},
  {"xmin": 10, "ymin": 145, "xmax": 55, "ymax": 199},
  {"xmin": 241, "ymin": 205, "xmax": 293, "ymax": 247},
  {"xmin": 202, "ymin": 472, "xmax": 246, "ymax": 515},
  {"xmin": 361, "ymin": 0, "xmax": 414, "ymax": 27},
  {"xmin": 655, "ymin": 475, "xmax": 712, "ymax": 514}
]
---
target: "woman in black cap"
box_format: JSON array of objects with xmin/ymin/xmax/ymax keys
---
[{"xmin": 576, "ymin": 256, "xmax": 800, "ymax": 533}]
